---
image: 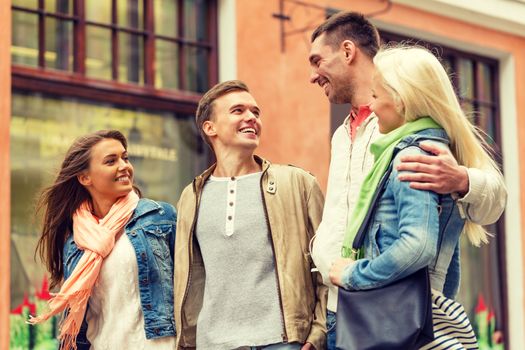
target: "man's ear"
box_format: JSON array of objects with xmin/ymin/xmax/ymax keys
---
[
  {"xmin": 77, "ymin": 172, "xmax": 92, "ymax": 187},
  {"xmin": 202, "ymin": 120, "xmax": 217, "ymax": 138},
  {"xmin": 341, "ymin": 40, "xmax": 356, "ymax": 64}
]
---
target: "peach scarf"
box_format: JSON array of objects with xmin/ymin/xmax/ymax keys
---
[{"xmin": 29, "ymin": 191, "xmax": 140, "ymax": 350}]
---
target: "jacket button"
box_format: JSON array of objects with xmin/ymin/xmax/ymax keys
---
[
  {"xmin": 269, "ymin": 181, "xmax": 274, "ymax": 185},
  {"xmin": 269, "ymin": 186, "xmax": 274, "ymax": 191}
]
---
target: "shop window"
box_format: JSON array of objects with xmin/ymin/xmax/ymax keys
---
[{"xmin": 9, "ymin": 90, "xmax": 209, "ymax": 349}]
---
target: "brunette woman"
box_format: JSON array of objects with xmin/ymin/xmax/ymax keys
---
[{"xmin": 30, "ymin": 130, "xmax": 176, "ymax": 350}]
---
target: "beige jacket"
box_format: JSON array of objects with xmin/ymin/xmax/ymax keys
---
[{"xmin": 174, "ymin": 156, "xmax": 327, "ymax": 350}]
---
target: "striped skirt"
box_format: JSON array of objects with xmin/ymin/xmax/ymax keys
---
[{"xmin": 420, "ymin": 293, "xmax": 479, "ymax": 350}]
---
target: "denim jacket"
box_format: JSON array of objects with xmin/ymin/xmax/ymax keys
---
[
  {"xmin": 63, "ymin": 198, "xmax": 177, "ymax": 348},
  {"xmin": 342, "ymin": 128, "xmax": 465, "ymax": 299}
]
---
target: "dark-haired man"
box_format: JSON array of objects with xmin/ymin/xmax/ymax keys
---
[
  {"xmin": 174, "ymin": 80, "xmax": 327, "ymax": 350},
  {"xmin": 307, "ymin": 11, "xmax": 507, "ymax": 349}
]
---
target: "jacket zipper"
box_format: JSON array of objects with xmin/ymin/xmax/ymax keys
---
[
  {"xmin": 259, "ymin": 169, "xmax": 289, "ymax": 343},
  {"xmin": 180, "ymin": 181, "xmax": 202, "ymax": 340}
]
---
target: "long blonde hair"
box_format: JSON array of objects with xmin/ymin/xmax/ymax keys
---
[{"xmin": 374, "ymin": 45, "xmax": 501, "ymax": 246}]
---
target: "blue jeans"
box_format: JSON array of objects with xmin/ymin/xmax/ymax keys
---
[{"xmin": 326, "ymin": 310, "xmax": 337, "ymax": 350}]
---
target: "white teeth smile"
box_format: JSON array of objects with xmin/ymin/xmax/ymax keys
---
[
  {"xmin": 116, "ymin": 176, "xmax": 129, "ymax": 182},
  {"xmin": 239, "ymin": 127, "xmax": 256, "ymax": 134}
]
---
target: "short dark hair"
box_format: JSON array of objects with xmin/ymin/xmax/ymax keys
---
[
  {"xmin": 195, "ymin": 80, "xmax": 250, "ymax": 147},
  {"xmin": 311, "ymin": 11, "xmax": 380, "ymax": 58}
]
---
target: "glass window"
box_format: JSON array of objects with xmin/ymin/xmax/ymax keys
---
[
  {"xmin": 85, "ymin": 1, "xmax": 111, "ymax": 24},
  {"xmin": 118, "ymin": 33, "xmax": 144, "ymax": 84},
  {"xmin": 155, "ymin": 39, "xmax": 180, "ymax": 90},
  {"xmin": 11, "ymin": 0, "xmax": 217, "ymax": 93},
  {"xmin": 45, "ymin": 0, "xmax": 73, "ymax": 15},
  {"xmin": 45, "ymin": 18, "xmax": 73, "ymax": 71},
  {"xmin": 9, "ymin": 90, "xmax": 209, "ymax": 348},
  {"xmin": 154, "ymin": 0, "xmax": 177, "ymax": 37},
  {"xmin": 117, "ymin": 0, "xmax": 144, "ymax": 29},
  {"xmin": 86, "ymin": 27, "xmax": 112, "ymax": 80},
  {"xmin": 11, "ymin": 11, "xmax": 38, "ymax": 67}
]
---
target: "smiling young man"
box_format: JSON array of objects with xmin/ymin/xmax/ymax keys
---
[
  {"xmin": 307, "ymin": 11, "xmax": 507, "ymax": 350},
  {"xmin": 174, "ymin": 80, "xmax": 327, "ymax": 350}
]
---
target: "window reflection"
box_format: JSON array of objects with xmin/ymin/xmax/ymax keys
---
[
  {"xmin": 155, "ymin": 0, "xmax": 178, "ymax": 37},
  {"xmin": 11, "ymin": 11, "xmax": 38, "ymax": 67},
  {"xmin": 119, "ymin": 33, "xmax": 144, "ymax": 84},
  {"xmin": 45, "ymin": 18, "xmax": 73, "ymax": 71},
  {"xmin": 86, "ymin": 27, "xmax": 112, "ymax": 80},
  {"xmin": 10, "ymin": 91, "xmax": 208, "ymax": 347},
  {"xmin": 155, "ymin": 40, "xmax": 179, "ymax": 89}
]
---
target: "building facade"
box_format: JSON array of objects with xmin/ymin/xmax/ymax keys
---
[{"xmin": 1, "ymin": 0, "xmax": 524, "ymax": 349}]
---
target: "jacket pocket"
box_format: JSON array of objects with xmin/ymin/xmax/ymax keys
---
[
  {"xmin": 144, "ymin": 224, "xmax": 172, "ymax": 260},
  {"xmin": 367, "ymin": 223, "xmax": 382, "ymax": 258}
]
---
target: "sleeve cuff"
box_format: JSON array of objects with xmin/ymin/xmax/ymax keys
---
[
  {"xmin": 341, "ymin": 260, "xmax": 357, "ymax": 290},
  {"xmin": 456, "ymin": 167, "xmax": 486, "ymax": 204}
]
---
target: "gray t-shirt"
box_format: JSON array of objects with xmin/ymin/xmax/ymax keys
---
[{"xmin": 195, "ymin": 172, "xmax": 283, "ymax": 350}]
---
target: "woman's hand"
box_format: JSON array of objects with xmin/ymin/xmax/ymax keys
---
[{"xmin": 329, "ymin": 258, "xmax": 355, "ymax": 287}]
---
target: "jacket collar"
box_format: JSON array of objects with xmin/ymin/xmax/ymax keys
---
[
  {"xmin": 192, "ymin": 155, "xmax": 271, "ymax": 193},
  {"xmin": 395, "ymin": 128, "xmax": 449, "ymax": 151},
  {"xmin": 127, "ymin": 198, "xmax": 163, "ymax": 226}
]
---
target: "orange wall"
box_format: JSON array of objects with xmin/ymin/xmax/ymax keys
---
[
  {"xmin": 0, "ymin": 1, "xmax": 11, "ymax": 347},
  {"xmin": 235, "ymin": 0, "xmax": 331, "ymax": 189},
  {"xmin": 236, "ymin": 0, "xmax": 525, "ymax": 344}
]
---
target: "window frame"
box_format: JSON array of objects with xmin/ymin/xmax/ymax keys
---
[{"xmin": 11, "ymin": 0, "xmax": 218, "ymax": 112}]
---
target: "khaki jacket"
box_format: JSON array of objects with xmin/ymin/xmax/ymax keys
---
[{"xmin": 174, "ymin": 156, "xmax": 327, "ymax": 349}]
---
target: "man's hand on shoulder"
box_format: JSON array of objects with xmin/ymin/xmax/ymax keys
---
[{"xmin": 396, "ymin": 141, "xmax": 469, "ymax": 196}]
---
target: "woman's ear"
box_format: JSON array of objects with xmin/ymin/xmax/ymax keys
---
[
  {"xmin": 77, "ymin": 172, "xmax": 91, "ymax": 187},
  {"xmin": 395, "ymin": 98, "xmax": 405, "ymax": 116},
  {"xmin": 202, "ymin": 120, "xmax": 217, "ymax": 137}
]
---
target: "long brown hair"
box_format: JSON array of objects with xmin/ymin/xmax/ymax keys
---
[{"xmin": 36, "ymin": 130, "xmax": 134, "ymax": 289}]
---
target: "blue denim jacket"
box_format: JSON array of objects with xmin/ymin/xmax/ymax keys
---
[
  {"xmin": 342, "ymin": 128, "xmax": 465, "ymax": 299},
  {"xmin": 63, "ymin": 198, "xmax": 177, "ymax": 348}
]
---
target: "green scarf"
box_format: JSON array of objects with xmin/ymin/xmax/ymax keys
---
[{"xmin": 341, "ymin": 117, "xmax": 441, "ymax": 258}]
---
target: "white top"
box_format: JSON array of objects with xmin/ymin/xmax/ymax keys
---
[
  {"xmin": 311, "ymin": 114, "xmax": 379, "ymax": 312},
  {"xmin": 86, "ymin": 233, "xmax": 176, "ymax": 350}
]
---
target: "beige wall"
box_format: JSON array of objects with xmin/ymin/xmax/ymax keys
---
[{"xmin": 0, "ymin": 1, "xmax": 11, "ymax": 348}]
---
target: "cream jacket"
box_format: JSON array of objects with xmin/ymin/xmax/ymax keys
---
[{"xmin": 174, "ymin": 156, "xmax": 327, "ymax": 350}]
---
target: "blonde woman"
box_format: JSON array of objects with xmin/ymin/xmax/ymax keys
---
[{"xmin": 329, "ymin": 46, "xmax": 504, "ymax": 349}]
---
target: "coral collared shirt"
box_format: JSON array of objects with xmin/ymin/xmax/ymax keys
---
[{"xmin": 350, "ymin": 104, "xmax": 372, "ymax": 140}]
